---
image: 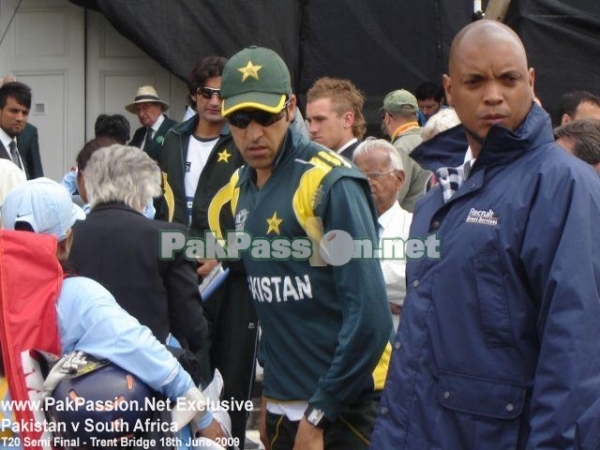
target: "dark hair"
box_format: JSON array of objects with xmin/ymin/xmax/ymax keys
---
[
  {"xmin": 556, "ymin": 90, "xmax": 600, "ymax": 125},
  {"xmin": 94, "ymin": 114, "xmax": 131, "ymax": 144},
  {"xmin": 0, "ymin": 81, "xmax": 32, "ymax": 109},
  {"xmin": 187, "ymin": 56, "xmax": 227, "ymax": 94},
  {"xmin": 554, "ymin": 118, "xmax": 600, "ymax": 165},
  {"xmin": 415, "ymin": 81, "xmax": 445, "ymax": 102},
  {"xmin": 76, "ymin": 136, "xmax": 118, "ymax": 172}
]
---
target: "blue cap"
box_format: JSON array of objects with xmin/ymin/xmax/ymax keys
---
[{"xmin": 2, "ymin": 177, "xmax": 85, "ymax": 241}]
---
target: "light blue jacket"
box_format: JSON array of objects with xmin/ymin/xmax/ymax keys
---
[{"xmin": 58, "ymin": 276, "xmax": 194, "ymax": 399}]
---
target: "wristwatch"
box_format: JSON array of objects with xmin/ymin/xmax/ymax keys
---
[{"xmin": 304, "ymin": 405, "xmax": 330, "ymax": 429}]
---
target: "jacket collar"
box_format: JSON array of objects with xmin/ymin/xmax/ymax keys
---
[
  {"xmin": 89, "ymin": 202, "xmax": 142, "ymax": 215},
  {"xmin": 170, "ymin": 115, "xmax": 231, "ymax": 137},
  {"xmin": 411, "ymin": 103, "xmax": 554, "ymax": 174}
]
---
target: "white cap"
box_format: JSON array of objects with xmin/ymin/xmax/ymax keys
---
[{"xmin": 2, "ymin": 177, "xmax": 85, "ymax": 241}]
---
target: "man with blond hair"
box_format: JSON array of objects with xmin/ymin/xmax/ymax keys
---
[{"xmin": 306, "ymin": 76, "xmax": 366, "ymax": 159}]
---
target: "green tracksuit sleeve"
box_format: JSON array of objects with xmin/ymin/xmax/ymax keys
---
[{"xmin": 309, "ymin": 176, "xmax": 393, "ymax": 420}]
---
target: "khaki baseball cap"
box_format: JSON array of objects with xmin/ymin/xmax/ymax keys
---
[{"xmin": 381, "ymin": 89, "xmax": 418, "ymax": 113}]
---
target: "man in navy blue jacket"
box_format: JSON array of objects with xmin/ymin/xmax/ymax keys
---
[{"xmin": 371, "ymin": 19, "xmax": 600, "ymax": 449}]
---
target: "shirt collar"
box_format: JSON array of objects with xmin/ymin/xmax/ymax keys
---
[
  {"xmin": 378, "ymin": 201, "xmax": 402, "ymax": 231},
  {"xmin": 336, "ymin": 138, "xmax": 358, "ymax": 155},
  {"xmin": 151, "ymin": 114, "xmax": 165, "ymax": 132},
  {"xmin": 392, "ymin": 121, "xmax": 420, "ymax": 140},
  {"xmin": 0, "ymin": 127, "xmax": 14, "ymax": 149}
]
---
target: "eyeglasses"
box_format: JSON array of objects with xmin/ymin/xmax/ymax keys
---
[
  {"xmin": 197, "ymin": 86, "xmax": 222, "ymax": 100},
  {"xmin": 227, "ymin": 104, "xmax": 289, "ymax": 129},
  {"xmin": 364, "ymin": 170, "xmax": 395, "ymax": 181}
]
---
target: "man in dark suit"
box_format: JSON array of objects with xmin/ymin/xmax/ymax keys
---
[
  {"xmin": 126, "ymin": 85, "xmax": 177, "ymax": 163},
  {"xmin": 305, "ymin": 76, "xmax": 367, "ymax": 160},
  {"xmin": 0, "ymin": 80, "xmax": 44, "ymax": 179},
  {"xmin": 17, "ymin": 123, "xmax": 43, "ymax": 178}
]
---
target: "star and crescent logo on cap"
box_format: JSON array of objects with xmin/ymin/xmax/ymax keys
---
[{"xmin": 238, "ymin": 61, "xmax": 262, "ymax": 82}]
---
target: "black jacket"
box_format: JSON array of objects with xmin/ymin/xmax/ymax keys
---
[
  {"xmin": 69, "ymin": 203, "xmax": 210, "ymax": 379},
  {"xmin": 0, "ymin": 123, "xmax": 43, "ymax": 179},
  {"xmin": 160, "ymin": 116, "xmax": 244, "ymax": 237},
  {"xmin": 129, "ymin": 115, "xmax": 178, "ymax": 163}
]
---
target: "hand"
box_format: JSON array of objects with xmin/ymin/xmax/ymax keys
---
[
  {"xmin": 293, "ymin": 418, "xmax": 324, "ymax": 450},
  {"xmin": 197, "ymin": 418, "xmax": 227, "ymax": 442},
  {"xmin": 259, "ymin": 397, "xmax": 271, "ymax": 450},
  {"xmin": 196, "ymin": 258, "xmax": 219, "ymax": 278}
]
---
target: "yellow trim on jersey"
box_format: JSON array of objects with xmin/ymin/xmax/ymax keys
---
[
  {"xmin": 372, "ymin": 342, "xmax": 392, "ymax": 390},
  {"xmin": 292, "ymin": 150, "xmax": 348, "ymax": 231},
  {"xmin": 162, "ymin": 172, "xmax": 175, "ymax": 222},
  {"xmin": 291, "ymin": 150, "xmax": 353, "ymax": 266},
  {"xmin": 207, "ymin": 170, "xmax": 241, "ymax": 240},
  {"xmin": 316, "ymin": 148, "xmax": 352, "ymax": 169}
]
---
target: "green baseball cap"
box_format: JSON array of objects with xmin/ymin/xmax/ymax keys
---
[
  {"xmin": 221, "ymin": 46, "xmax": 291, "ymax": 116},
  {"xmin": 381, "ymin": 89, "xmax": 418, "ymax": 113}
]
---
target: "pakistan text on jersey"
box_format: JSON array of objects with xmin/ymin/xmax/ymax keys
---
[{"xmin": 248, "ymin": 275, "xmax": 313, "ymax": 303}]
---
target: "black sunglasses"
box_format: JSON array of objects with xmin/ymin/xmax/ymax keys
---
[
  {"xmin": 227, "ymin": 104, "xmax": 289, "ymax": 129},
  {"xmin": 196, "ymin": 86, "xmax": 222, "ymax": 100}
]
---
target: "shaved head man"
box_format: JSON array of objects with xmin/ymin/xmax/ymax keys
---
[
  {"xmin": 372, "ymin": 20, "xmax": 600, "ymax": 450},
  {"xmin": 443, "ymin": 20, "xmax": 535, "ymax": 157}
]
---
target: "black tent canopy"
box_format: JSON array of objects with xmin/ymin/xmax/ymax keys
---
[{"xmin": 70, "ymin": 0, "xmax": 600, "ymax": 126}]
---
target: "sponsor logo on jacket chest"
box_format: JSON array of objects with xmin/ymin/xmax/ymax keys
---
[{"xmin": 465, "ymin": 208, "xmax": 498, "ymax": 226}]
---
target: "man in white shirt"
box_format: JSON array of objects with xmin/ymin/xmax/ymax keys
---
[{"xmin": 353, "ymin": 138, "xmax": 413, "ymax": 330}]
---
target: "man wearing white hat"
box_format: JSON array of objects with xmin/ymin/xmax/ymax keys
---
[{"xmin": 126, "ymin": 85, "xmax": 177, "ymax": 163}]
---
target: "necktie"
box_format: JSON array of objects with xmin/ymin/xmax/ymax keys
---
[
  {"xmin": 8, "ymin": 140, "xmax": 22, "ymax": 170},
  {"xmin": 144, "ymin": 127, "xmax": 153, "ymax": 150}
]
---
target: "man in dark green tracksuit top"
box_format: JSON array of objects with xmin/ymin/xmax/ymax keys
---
[
  {"xmin": 209, "ymin": 46, "xmax": 392, "ymax": 450},
  {"xmin": 160, "ymin": 56, "xmax": 257, "ymax": 448}
]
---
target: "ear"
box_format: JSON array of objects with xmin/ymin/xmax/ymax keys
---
[
  {"xmin": 56, "ymin": 228, "xmax": 74, "ymax": 262},
  {"xmin": 287, "ymin": 94, "xmax": 297, "ymax": 122},
  {"xmin": 442, "ymin": 74, "xmax": 452, "ymax": 107},
  {"xmin": 394, "ymin": 169, "xmax": 405, "ymax": 188},
  {"xmin": 343, "ymin": 111, "xmax": 354, "ymax": 128},
  {"xmin": 561, "ymin": 113, "xmax": 572, "ymax": 125},
  {"xmin": 528, "ymin": 67, "xmax": 536, "ymax": 96}
]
